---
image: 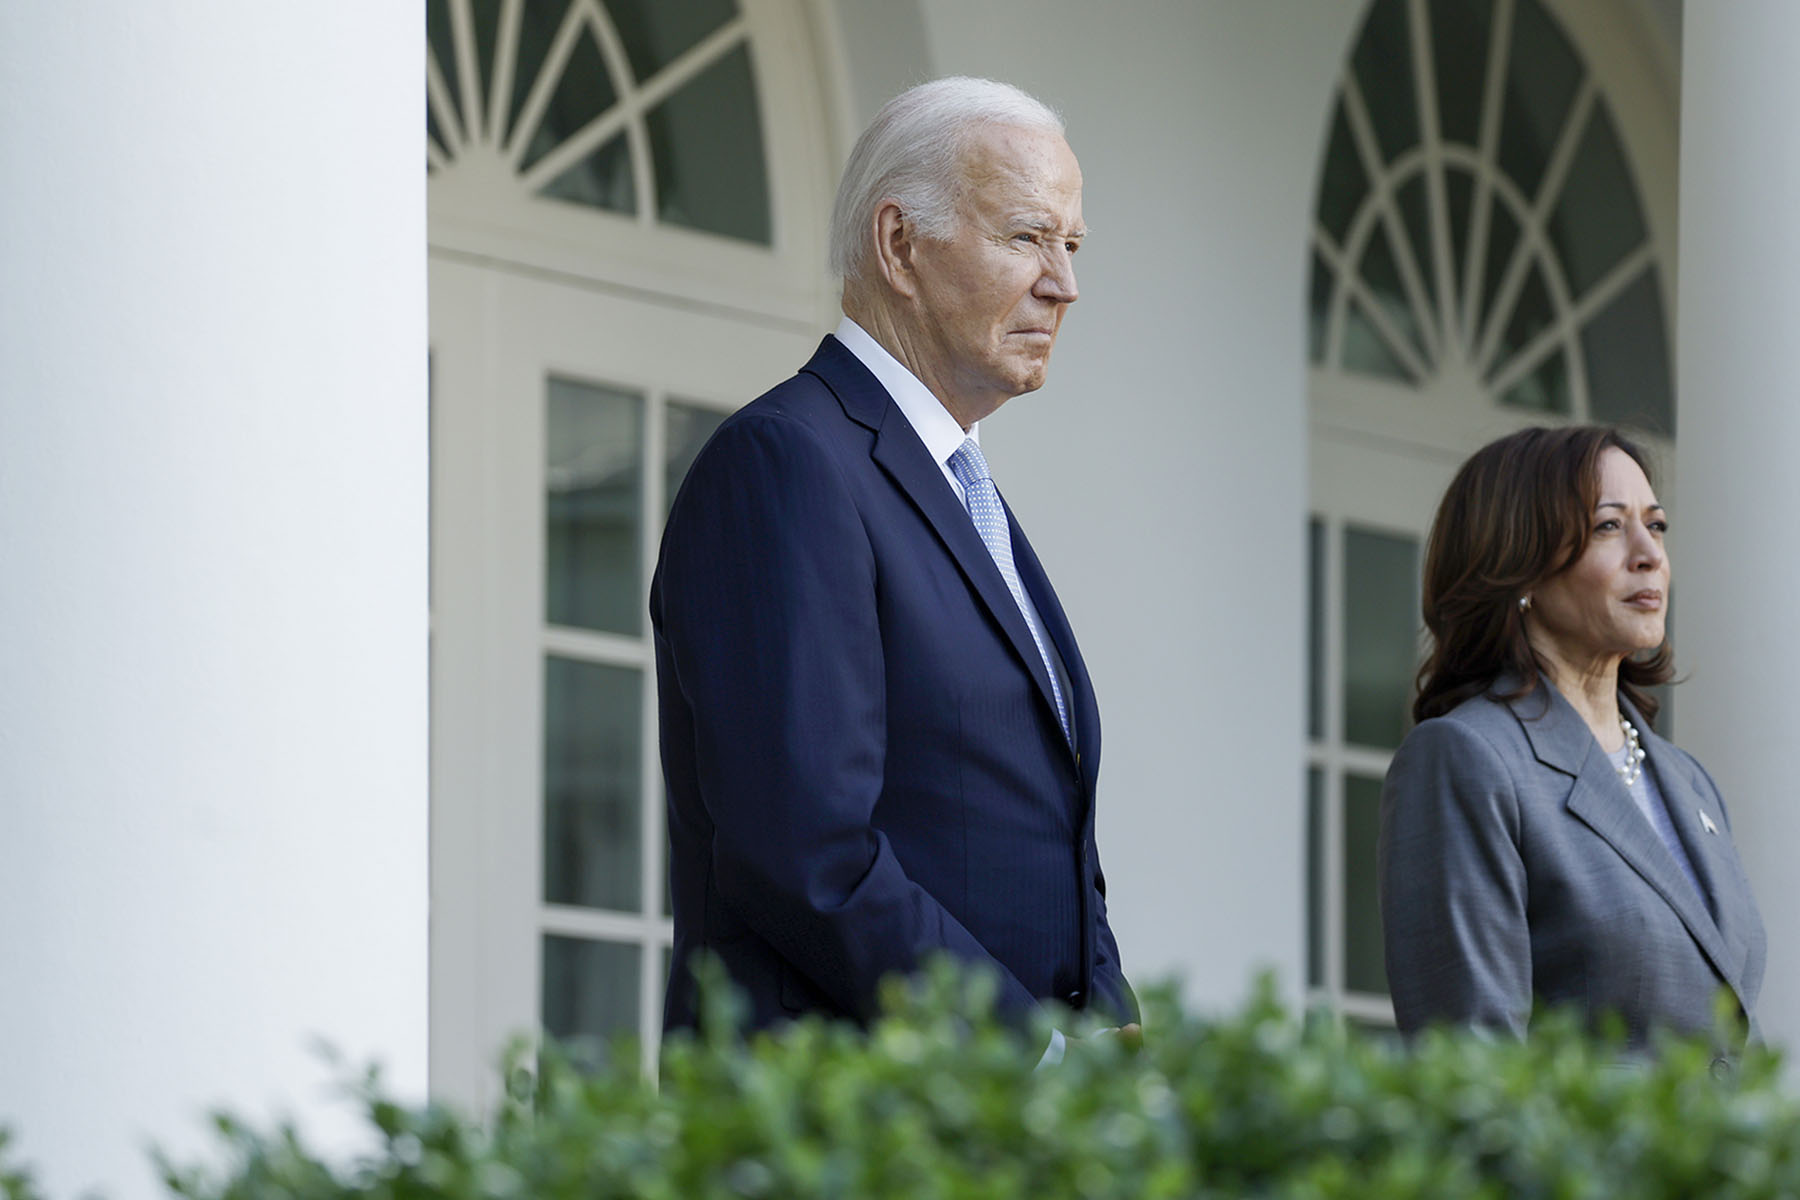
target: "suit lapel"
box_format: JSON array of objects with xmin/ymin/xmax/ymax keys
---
[
  {"xmin": 1008, "ymin": 504, "xmax": 1097, "ymax": 784},
  {"xmin": 1515, "ymin": 683, "xmax": 1744, "ymax": 1005},
  {"xmin": 802, "ymin": 338, "xmax": 1073, "ymax": 752},
  {"xmin": 1632, "ymin": 711, "xmax": 1757, "ymax": 1003}
]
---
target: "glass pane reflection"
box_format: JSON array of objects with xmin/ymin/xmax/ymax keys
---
[
  {"xmin": 542, "ymin": 934, "xmax": 641, "ymax": 1045},
  {"xmin": 1549, "ymin": 105, "xmax": 1646, "ymax": 300},
  {"xmin": 1359, "ymin": 223, "xmax": 1425, "ymax": 363},
  {"xmin": 605, "ymin": 0, "xmax": 738, "ymax": 83},
  {"xmin": 1496, "ymin": 0, "xmax": 1582, "ymax": 202},
  {"xmin": 1428, "ymin": 0, "xmax": 1494, "ymax": 148},
  {"xmin": 646, "ymin": 44, "xmax": 771, "ymax": 245},
  {"xmin": 1343, "ymin": 773, "xmax": 1388, "ymax": 996},
  {"xmin": 520, "ymin": 22, "xmax": 618, "ymax": 173},
  {"xmin": 1316, "ymin": 104, "xmax": 1368, "ymax": 246},
  {"xmin": 543, "ymin": 655, "xmax": 642, "ymax": 912},
  {"xmin": 1582, "ymin": 268, "xmax": 1673, "ymax": 435},
  {"xmin": 1307, "ymin": 768, "xmax": 1325, "ymax": 989},
  {"xmin": 1342, "ymin": 299, "xmax": 1412, "ymax": 382},
  {"xmin": 546, "ymin": 377, "xmax": 642, "ymax": 635},
  {"xmin": 1352, "ymin": 0, "xmax": 1419, "ymax": 165},
  {"xmin": 541, "ymin": 133, "xmax": 636, "ymax": 214},
  {"xmin": 1343, "ymin": 526, "xmax": 1418, "ymax": 749}
]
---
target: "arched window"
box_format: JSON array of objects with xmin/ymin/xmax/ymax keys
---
[
  {"xmin": 1303, "ymin": 0, "xmax": 1677, "ymax": 1025},
  {"xmin": 1308, "ymin": 0, "xmax": 1673, "ymax": 432},
  {"xmin": 426, "ymin": 0, "xmax": 772, "ymax": 246}
]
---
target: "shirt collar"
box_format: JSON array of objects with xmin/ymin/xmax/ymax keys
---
[{"xmin": 834, "ymin": 316, "xmax": 978, "ymax": 469}]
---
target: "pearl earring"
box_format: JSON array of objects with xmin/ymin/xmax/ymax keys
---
[{"xmin": 1518, "ymin": 595, "xmax": 1532, "ymax": 613}]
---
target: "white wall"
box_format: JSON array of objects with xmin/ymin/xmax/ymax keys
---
[
  {"xmin": 904, "ymin": 1, "xmax": 1362, "ymax": 1012},
  {"xmin": 0, "ymin": 6, "xmax": 428, "ymax": 1197}
]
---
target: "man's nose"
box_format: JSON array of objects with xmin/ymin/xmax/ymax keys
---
[{"xmin": 1036, "ymin": 249, "xmax": 1078, "ymax": 304}]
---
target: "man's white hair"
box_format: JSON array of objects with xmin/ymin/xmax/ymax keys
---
[{"xmin": 827, "ymin": 76, "xmax": 1064, "ymax": 282}]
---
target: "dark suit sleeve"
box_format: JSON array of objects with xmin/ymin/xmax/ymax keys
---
[
  {"xmin": 657, "ymin": 413, "xmax": 1039, "ymax": 1020},
  {"xmin": 1088, "ymin": 853, "xmax": 1138, "ymax": 1023},
  {"xmin": 1379, "ymin": 718, "xmax": 1530, "ymax": 1037}
]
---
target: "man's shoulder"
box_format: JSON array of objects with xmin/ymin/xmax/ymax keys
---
[{"xmin": 726, "ymin": 336, "xmax": 877, "ymax": 426}]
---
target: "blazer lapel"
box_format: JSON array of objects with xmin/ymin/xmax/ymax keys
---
[
  {"xmin": 802, "ymin": 338, "xmax": 1072, "ymax": 751},
  {"xmin": 1631, "ymin": 709, "xmax": 1757, "ymax": 1004},
  {"xmin": 1515, "ymin": 683, "xmax": 1743, "ymax": 1003}
]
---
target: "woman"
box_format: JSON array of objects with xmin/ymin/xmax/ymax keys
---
[{"xmin": 1379, "ymin": 425, "xmax": 1765, "ymax": 1052}]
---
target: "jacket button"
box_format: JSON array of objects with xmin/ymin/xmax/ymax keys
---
[
  {"xmin": 1065, "ymin": 990, "xmax": 1085, "ymax": 1009},
  {"xmin": 1711, "ymin": 1055, "xmax": 1735, "ymax": 1080}
]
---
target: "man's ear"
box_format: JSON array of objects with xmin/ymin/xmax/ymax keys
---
[{"xmin": 871, "ymin": 200, "xmax": 920, "ymax": 299}]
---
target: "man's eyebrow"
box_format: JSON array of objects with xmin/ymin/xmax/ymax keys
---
[{"xmin": 1012, "ymin": 215, "xmax": 1088, "ymax": 238}]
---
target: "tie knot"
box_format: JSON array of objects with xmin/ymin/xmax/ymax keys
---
[{"xmin": 948, "ymin": 437, "xmax": 991, "ymax": 489}]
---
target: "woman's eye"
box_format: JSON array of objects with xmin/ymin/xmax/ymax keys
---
[{"xmin": 1595, "ymin": 519, "xmax": 1620, "ymax": 532}]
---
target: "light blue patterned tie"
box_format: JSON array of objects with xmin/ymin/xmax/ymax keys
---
[{"xmin": 948, "ymin": 437, "xmax": 1070, "ymax": 741}]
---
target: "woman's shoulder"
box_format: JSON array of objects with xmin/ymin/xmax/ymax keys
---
[{"xmin": 1407, "ymin": 686, "xmax": 1532, "ymax": 748}]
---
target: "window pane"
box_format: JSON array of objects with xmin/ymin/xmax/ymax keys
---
[
  {"xmin": 426, "ymin": 0, "xmax": 464, "ymax": 131},
  {"xmin": 1343, "ymin": 526, "xmax": 1418, "ymax": 749},
  {"xmin": 519, "ymin": 21, "xmax": 619, "ymax": 173},
  {"xmin": 1499, "ymin": 345, "xmax": 1570, "ymax": 415},
  {"xmin": 1549, "ymin": 104, "xmax": 1647, "ymax": 300},
  {"xmin": 1352, "ymin": 0, "xmax": 1419, "ymax": 165},
  {"xmin": 1307, "ymin": 517, "xmax": 1325, "ymax": 740},
  {"xmin": 471, "ymin": 0, "xmax": 502, "ymax": 115},
  {"xmin": 1582, "ymin": 268, "xmax": 1673, "ymax": 436},
  {"xmin": 646, "ymin": 44, "xmax": 771, "ymax": 245},
  {"xmin": 1316, "ymin": 104, "xmax": 1368, "ymax": 246},
  {"xmin": 546, "ymin": 378, "xmax": 642, "ymax": 635},
  {"xmin": 1359, "ymin": 223, "xmax": 1426, "ymax": 363},
  {"xmin": 540, "ymin": 133, "xmax": 636, "ymax": 214},
  {"xmin": 1342, "ymin": 298, "xmax": 1413, "ymax": 382},
  {"xmin": 1307, "ymin": 768, "xmax": 1325, "ymax": 989},
  {"xmin": 509, "ymin": 0, "xmax": 575, "ymax": 145},
  {"xmin": 1343, "ymin": 773, "xmax": 1388, "ymax": 996},
  {"xmin": 1308, "ymin": 250, "xmax": 1333, "ymax": 364},
  {"xmin": 1477, "ymin": 199, "xmax": 1521, "ymax": 331},
  {"xmin": 1428, "ymin": 0, "xmax": 1494, "ymax": 148},
  {"xmin": 604, "ymin": 0, "xmax": 738, "ymax": 83},
  {"xmin": 1490, "ymin": 262, "xmax": 1558, "ymax": 398},
  {"xmin": 665, "ymin": 401, "xmax": 727, "ymax": 517},
  {"xmin": 1496, "ymin": 0, "xmax": 1582, "ymax": 202},
  {"xmin": 542, "ymin": 934, "xmax": 641, "ymax": 1044},
  {"xmin": 1444, "ymin": 167, "xmax": 1475, "ymax": 302},
  {"xmin": 544, "ymin": 656, "xmax": 642, "ymax": 912},
  {"xmin": 1395, "ymin": 173, "xmax": 1436, "ymax": 315}
]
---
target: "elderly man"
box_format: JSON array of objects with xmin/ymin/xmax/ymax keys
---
[{"xmin": 652, "ymin": 77, "xmax": 1133, "ymax": 1037}]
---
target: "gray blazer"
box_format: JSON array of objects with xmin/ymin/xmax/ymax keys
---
[{"xmin": 1379, "ymin": 679, "xmax": 1765, "ymax": 1050}]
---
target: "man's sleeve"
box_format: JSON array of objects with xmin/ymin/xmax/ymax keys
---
[
  {"xmin": 657, "ymin": 412, "xmax": 1039, "ymax": 1021},
  {"xmin": 1087, "ymin": 843, "xmax": 1137, "ymax": 1024}
]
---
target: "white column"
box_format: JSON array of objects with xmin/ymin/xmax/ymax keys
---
[
  {"xmin": 0, "ymin": 6, "xmax": 427, "ymax": 1198},
  {"xmin": 1675, "ymin": 2, "xmax": 1800, "ymax": 1054}
]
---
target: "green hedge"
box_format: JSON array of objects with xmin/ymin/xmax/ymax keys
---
[{"xmin": 7, "ymin": 962, "xmax": 1800, "ymax": 1198}]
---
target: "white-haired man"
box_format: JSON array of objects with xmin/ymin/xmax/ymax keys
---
[{"xmin": 653, "ymin": 77, "xmax": 1134, "ymax": 1039}]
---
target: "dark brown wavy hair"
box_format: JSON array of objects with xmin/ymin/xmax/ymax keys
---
[{"xmin": 1413, "ymin": 425, "xmax": 1674, "ymax": 725}]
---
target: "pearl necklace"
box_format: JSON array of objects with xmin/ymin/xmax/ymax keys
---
[{"xmin": 1615, "ymin": 716, "xmax": 1647, "ymax": 787}]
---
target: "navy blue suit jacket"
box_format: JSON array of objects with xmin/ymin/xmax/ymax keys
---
[{"xmin": 652, "ymin": 335, "xmax": 1132, "ymax": 1033}]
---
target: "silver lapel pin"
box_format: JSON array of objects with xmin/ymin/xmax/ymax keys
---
[{"xmin": 1698, "ymin": 809, "xmax": 1718, "ymax": 836}]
